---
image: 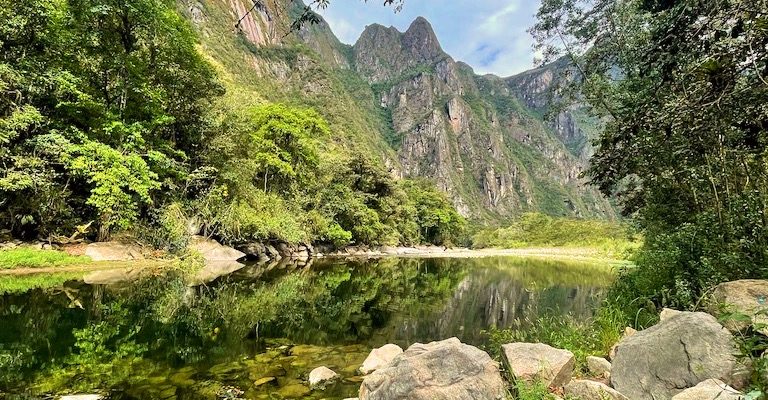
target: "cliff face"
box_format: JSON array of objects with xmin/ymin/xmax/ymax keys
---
[{"xmin": 180, "ymin": 0, "xmax": 615, "ymax": 221}]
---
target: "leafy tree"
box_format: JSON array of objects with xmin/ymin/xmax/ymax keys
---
[{"xmin": 533, "ymin": 0, "xmax": 768, "ymax": 308}]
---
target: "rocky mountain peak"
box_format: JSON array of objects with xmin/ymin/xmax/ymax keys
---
[{"xmin": 402, "ymin": 16, "xmax": 443, "ymax": 61}]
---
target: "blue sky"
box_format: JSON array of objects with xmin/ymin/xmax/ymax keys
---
[{"xmin": 316, "ymin": 0, "xmax": 541, "ymax": 77}]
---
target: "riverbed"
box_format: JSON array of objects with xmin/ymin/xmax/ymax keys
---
[{"xmin": 0, "ymin": 256, "xmax": 616, "ymax": 399}]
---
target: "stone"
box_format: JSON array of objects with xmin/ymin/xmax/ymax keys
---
[
  {"xmin": 670, "ymin": 379, "xmax": 743, "ymax": 400},
  {"xmin": 501, "ymin": 342, "xmax": 575, "ymax": 388},
  {"xmin": 360, "ymin": 344, "xmax": 403, "ymax": 375},
  {"xmin": 359, "ymin": 337, "xmax": 506, "ymax": 400},
  {"xmin": 60, "ymin": 396, "xmax": 103, "ymax": 400},
  {"xmin": 84, "ymin": 242, "xmax": 144, "ymax": 261},
  {"xmin": 564, "ymin": 380, "xmax": 629, "ymax": 400},
  {"xmin": 660, "ymin": 307, "xmax": 683, "ymax": 321},
  {"xmin": 189, "ymin": 260, "xmax": 245, "ymax": 285},
  {"xmin": 710, "ymin": 279, "xmax": 768, "ymax": 335},
  {"xmin": 609, "ymin": 327, "xmax": 637, "ymax": 360},
  {"xmin": 586, "ymin": 356, "xmax": 611, "ymax": 379},
  {"xmin": 308, "ymin": 366, "xmax": 339, "ymax": 388},
  {"xmin": 83, "ymin": 268, "xmax": 144, "ymax": 285},
  {"xmin": 189, "ymin": 236, "xmax": 245, "ymax": 262},
  {"xmin": 611, "ymin": 311, "xmax": 749, "ymax": 400},
  {"xmin": 237, "ymin": 242, "xmax": 267, "ymax": 259}
]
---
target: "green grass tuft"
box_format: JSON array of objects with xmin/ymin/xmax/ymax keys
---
[{"xmin": 0, "ymin": 248, "xmax": 90, "ymax": 269}]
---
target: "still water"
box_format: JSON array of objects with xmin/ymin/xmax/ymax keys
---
[{"xmin": 0, "ymin": 256, "xmax": 614, "ymax": 399}]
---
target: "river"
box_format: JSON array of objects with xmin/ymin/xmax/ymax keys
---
[{"xmin": 0, "ymin": 256, "xmax": 615, "ymax": 399}]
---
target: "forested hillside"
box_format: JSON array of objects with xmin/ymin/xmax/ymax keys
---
[{"xmin": 0, "ymin": 0, "xmax": 614, "ymax": 248}]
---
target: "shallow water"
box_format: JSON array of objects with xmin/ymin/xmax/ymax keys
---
[{"xmin": 0, "ymin": 256, "xmax": 614, "ymax": 399}]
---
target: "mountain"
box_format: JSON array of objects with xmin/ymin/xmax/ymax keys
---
[{"xmin": 179, "ymin": 0, "xmax": 616, "ymax": 221}]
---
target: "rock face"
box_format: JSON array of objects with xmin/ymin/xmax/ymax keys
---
[
  {"xmin": 360, "ymin": 344, "xmax": 403, "ymax": 375},
  {"xmin": 710, "ymin": 279, "xmax": 768, "ymax": 335},
  {"xmin": 501, "ymin": 342, "xmax": 574, "ymax": 388},
  {"xmin": 84, "ymin": 242, "xmax": 144, "ymax": 261},
  {"xmin": 359, "ymin": 338, "xmax": 506, "ymax": 400},
  {"xmin": 564, "ymin": 380, "xmax": 628, "ymax": 400},
  {"xmin": 189, "ymin": 236, "xmax": 245, "ymax": 262},
  {"xmin": 308, "ymin": 366, "xmax": 339, "ymax": 388},
  {"xmin": 670, "ymin": 379, "xmax": 743, "ymax": 400},
  {"xmin": 586, "ymin": 356, "xmax": 611, "ymax": 379},
  {"xmin": 611, "ymin": 311, "xmax": 749, "ymax": 400}
]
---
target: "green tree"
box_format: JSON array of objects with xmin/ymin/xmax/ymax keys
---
[{"xmin": 533, "ymin": 0, "xmax": 768, "ymax": 307}]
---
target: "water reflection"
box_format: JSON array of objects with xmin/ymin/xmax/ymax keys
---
[{"xmin": 0, "ymin": 256, "xmax": 613, "ymax": 398}]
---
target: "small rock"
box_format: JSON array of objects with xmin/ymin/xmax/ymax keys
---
[
  {"xmin": 308, "ymin": 366, "xmax": 339, "ymax": 388},
  {"xmin": 253, "ymin": 376, "xmax": 277, "ymax": 387},
  {"xmin": 710, "ymin": 279, "xmax": 768, "ymax": 336},
  {"xmin": 660, "ymin": 307, "xmax": 683, "ymax": 321},
  {"xmin": 501, "ymin": 342, "xmax": 575, "ymax": 388},
  {"xmin": 564, "ymin": 380, "xmax": 628, "ymax": 400},
  {"xmin": 360, "ymin": 344, "xmax": 403, "ymax": 375},
  {"xmin": 586, "ymin": 356, "xmax": 611, "ymax": 379},
  {"xmin": 670, "ymin": 379, "xmax": 743, "ymax": 400}
]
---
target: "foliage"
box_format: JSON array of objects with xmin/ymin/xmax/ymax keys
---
[
  {"xmin": 473, "ymin": 213, "xmax": 637, "ymax": 257},
  {"xmin": 533, "ymin": 0, "xmax": 768, "ymax": 310},
  {"xmin": 0, "ymin": 248, "xmax": 89, "ymax": 269}
]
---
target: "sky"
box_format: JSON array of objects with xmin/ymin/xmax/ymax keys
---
[{"xmin": 316, "ymin": 0, "xmax": 541, "ymax": 77}]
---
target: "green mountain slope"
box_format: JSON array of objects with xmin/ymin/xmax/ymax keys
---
[{"xmin": 179, "ymin": 0, "xmax": 615, "ymax": 222}]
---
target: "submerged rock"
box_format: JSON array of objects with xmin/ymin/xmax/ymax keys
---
[
  {"xmin": 501, "ymin": 342, "xmax": 574, "ymax": 388},
  {"xmin": 670, "ymin": 379, "xmax": 743, "ymax": 400},
  {"xmin": 359, "ymin": 337, "xmax": 506, "ymax": 400},
  {"xmin": 710, "ymin": 279, "xmax": 768, "ymax": 335},
  {"xmin": 360, "ymin": 344, "xmax": 403, "ymax": 375},
  {"xmin": 611, "ymin": 311, "xmax": 749, "ymax": 400},
  {"xmin": 564, "ymin": 380, "xmax": 628, "ymax": 400},
  {"xmin": 308, "ymin": 366, "xmax": 339, "ymax": 388},
  {"xmin": 84, "ymin": 241, "xmax": 143, "ymax": 261}
]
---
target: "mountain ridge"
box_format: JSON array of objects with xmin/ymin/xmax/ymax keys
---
[{"xmin": 181, "ymin": 0, "xmax": 615, "ymax": 221}]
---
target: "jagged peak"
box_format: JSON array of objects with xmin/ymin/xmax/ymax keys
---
[{"xmin": 402, "ymin": 16, "xmax": 443, "ymax": 60}]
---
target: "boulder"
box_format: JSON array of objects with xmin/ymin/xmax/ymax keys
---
[
  {"xmin": 501, "ymin": 342, "xmax": 574, "ymax": 388},
  {"xmin": 710, "ymin": 279, "xmax": 768, "ymax": 335},
  {"xmin": 189, "ymin": 260, "xmax": 246, "ymax": 286},
  {"xmin": 83, "ymin": 268, "xmax": 144, "ymax": 285},
  {"xmin": 359, "ymin": 337, "xmax": 506, "ymax": 400},
  {"xmin": 360, "ymin": 344, "xmax": 403, "ymax": 375},
  {"xmin": 189, "ymin": 236, "xmax": 245, "ymax": 262},
  {"xmin": 564, "ymin": 380, "xmax": 628, "ymax": 400},
  {"xmin": 237, "ymin": 242, "xmax": 267, "ymax": 259},
  {"xmin": 611, "ymin": 311, "xmax": 749, "ymax": 400},
  {"xmin": 308, "ymin": 366, "xmax": 339, "ymax": 388},
  {"xmin": 84, "ymin": 242, "xmax": 144, "ymax": 261},
  {"xmin": 586, "ymin": 356, "xmax": 611, "ymax": 379},
  {"xmin": 670, "ymin": 379, "xmax": 743, "ymax": 400},
  {"xmin": 609, "ymin": 327, "xmax": 637, "ymax": 360}
]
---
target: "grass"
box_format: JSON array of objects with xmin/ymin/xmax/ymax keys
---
[
  {"xmin": 0, "ymin": 272, "xmax": 87, "ymax": 294},
  {"xmin": 0, "ymin": 248, "xmax": 91, "ymax": 269}
]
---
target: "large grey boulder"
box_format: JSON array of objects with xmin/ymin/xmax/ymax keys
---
[
  {"xmin": 710, "ymin": 279, "xmax": 768, "ymax": 335},
  {"xmin": 670, "ymin": 379, "xmax": 743, "ymax": 400},
  {"xmin": 564, "ymin": 380, "xmax": 628, "ymax": 400},
  {"xmin": 359, "ymin": 337, "xmax": 506, "ymax": 400},
  {"xmin": 360, "ymin": 344, "xmax": 403, "ymax": 375},
  {"xmin": 84, "ymin": 242, "xmax": 144, "ymax": 261},
  {"xmin": 189, "ymin": 236, "xmax": 245, "ymax": 262},
  {"xmin": 501, "ymin": 342, "xmax": 574, "ymax": 388},
  {"xmin": 611, "ymin": 311, "xmax": 749, "ymax": 400}
]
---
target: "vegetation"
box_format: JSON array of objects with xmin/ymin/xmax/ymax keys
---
[
  {"xmin": 532, "ymin": 0, "xmax": 768, "ymax": 316},
  {"xmin": 0, "ymin": 0, "xmax": 465, "ymax": 249},
  {"xmin": 473, "ymin": 213, "xmax": 638, "ymax": 258},
  {"xmin": 0, "ymin": 248, "xmax": 89, "ymax": 269}
]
